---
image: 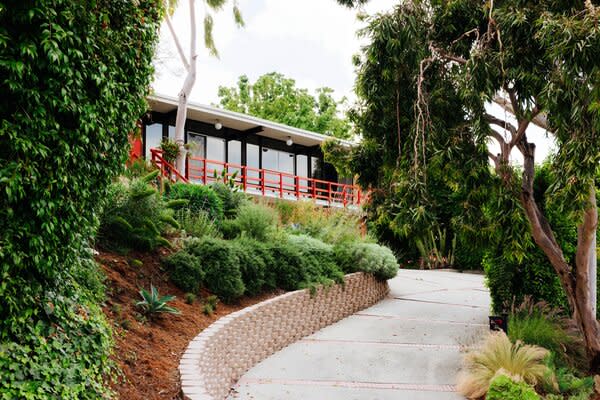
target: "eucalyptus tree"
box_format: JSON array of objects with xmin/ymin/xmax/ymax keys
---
[
  {"xmin": 339, "ymin": 0, "xmax": 600, "ymax": 366},
  {"xmin": 163, "ymin": 0, "xmax": 244, "ymax": 172}
]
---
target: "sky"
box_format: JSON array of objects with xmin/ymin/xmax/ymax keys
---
[{"xmin": 153, "ymin": 0, "xmax": 554, "ymax": 164}]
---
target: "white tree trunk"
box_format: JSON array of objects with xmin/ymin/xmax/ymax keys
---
[{"xmin": 173, "ymin": 0, "xmax": 198, "ymax": 174}]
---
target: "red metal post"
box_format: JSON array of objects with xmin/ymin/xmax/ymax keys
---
[
  {"xmin": 261, "ymin": 171, "xmax": 265, "ymax": 196},
  {"xmin": 295, "ymin": 177, "xmax": 300, "ymax": 200},
  {"xmin": 328, "ymin": 182, "xmax": 332, "ymax": 204},
  {"xmin": 242, "ymin": 166, "xmax": 247, "ymax": 193},
  {"xmin": 202, "ymin": 159, "xmax": 207, "ymax": 184},
  {"xmin": 357, "ymin": 188, "xmax": 361, "ymax": 205},
  {"xmin": 279, "ymin": 174, "xmax": 283, "ymax": 198},
  {"xmin": 343, "ymin": 185, "xmax": 347, "ymax": 207},
  {"xmin": 312, "ymin": 180, "xmax": 317, "ymax": 201}
]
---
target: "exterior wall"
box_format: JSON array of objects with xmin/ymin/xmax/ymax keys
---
[
  {"xmin": 179, "ymin": 272, "xmax": 389, "ymax": 400},
  {"xmin": 142, "ymin": 112, "xmax": 337, "ymax": 183}
]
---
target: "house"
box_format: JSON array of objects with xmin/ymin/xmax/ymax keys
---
[{"xmin": 132, "ymin": 94, "xmax": 362, "ymax": 207}]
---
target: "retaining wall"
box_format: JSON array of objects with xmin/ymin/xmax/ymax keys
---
[{"xmin": 179, "ymin": 272, "xmax": 389, "ymax": 400}]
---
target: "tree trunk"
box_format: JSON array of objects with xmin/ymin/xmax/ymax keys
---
[
  {"xmin": 174, "ymin": 0, "xmax": 198, "ymax": 174},
  {"xmin": 520, "ymin": 141, "xmax": 600, "ymax": 369}
]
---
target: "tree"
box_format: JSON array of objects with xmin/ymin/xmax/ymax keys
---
[
  {"xmin": 163, "ymin": 0, "xmax": 244, "ymax": 172},
  {"xmin": 0, "ymin": 0, "xmax": 161, "ymax": 396},
  {"xmin": 217, "ymin": 72, "xmax": 352, "ymax": 139},
  {"xmin": 339, "ymin": 0, "xmax": 600, "ymax": 367}
]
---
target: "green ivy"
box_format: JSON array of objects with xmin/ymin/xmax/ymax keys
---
[{"xmin": 0, "ymin": 0, "xmax": 162, "ymax": 397}]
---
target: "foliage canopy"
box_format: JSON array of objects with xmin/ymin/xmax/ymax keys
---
[{"xmin": 218, "ymin": 72, "xmax": 351, "ymax": 138}]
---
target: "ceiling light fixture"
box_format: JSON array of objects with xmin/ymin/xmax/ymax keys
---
[
  {"xmin": 214, "ymin": 120, "xmax": 222, "ymax": 130},
  {"xmin": 286, "ymin": 136, "xmax": 293, "ymax": 146}
]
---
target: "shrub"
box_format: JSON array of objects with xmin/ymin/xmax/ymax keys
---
[
  {"xmin": 508, "ymin": 299, "xmax": 586, "ymax": 370},
  {"xmin": 162, "ymin": 251, "xmax": 204, "ymax": 294},
  {"xmin": 486, "ymin": 374, "xmax": 540, "ymax": 400},
  {"xmin": 225, "ymin": 202, "xmax": 278, "ymax": 241},
  {"xmin": 210, "ymin": 182, "xmax": 247, "ymax": 217},
  {"xmin": 231, "ymin": 238, "xmax": 275, "ymax": 296},
  {"xmin": 205, "ymin": 295, "xmax": 219, "ymax": 310},
  {"xmin": 457, "ymin": 332, "xmax": 550, "ymax": 399},
  {"xmin": 287, "ymin": 235, "xmax": 344, "ymax": 286},
  {"xmin": 165, "ymin": 183, "xmax": 224, "ymax": 222},
  {"xmin": 175, "ymin": 208, "xmax": 221, "ymax": 239},
  {"xmin": 203, "ymin": 303, "xmax": 215, "ymax": 316},
  {"xmin": 185, "ymin": 293, "xmax": 196, "ymax": 304},
  {"xmin": 98, "ymin": 173, "xmax": 178, "ymax": 251},
  {"xmin": 483, "ymin": 250, "xmax": 569, "ymax": 314},
  {"xmin": 185, "ymin": 238, "xmax": 245, "ymax": 302},
  {"xmin": 136, "ymin": 285, "xmax": 180, "ymax": 316},
  {"xmin": 282, "ymin": 200, "xmax": 365, "ymax": 245},
  {"xmin": 268, "ymin": 240, "xmax": 309, "ymax": 291},
  {"xmin": 159, "ymin": 138, "xmax": 179, "ymax": 163},
  {"xmin": 334, "ymin": 242, "xmax": 399, "ymax": 280}
]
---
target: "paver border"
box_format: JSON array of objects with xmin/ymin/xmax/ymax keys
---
[{"xmin": 179, "ymin": 272, "xmax": 390, "ymax": 400}]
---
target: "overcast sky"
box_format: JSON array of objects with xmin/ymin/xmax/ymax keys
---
[{"xmin": 153, "ymin": 0, "xmax": 554, "ymax": 163}]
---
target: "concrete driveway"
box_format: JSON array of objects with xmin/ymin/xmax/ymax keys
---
[{"xmin": 229, "ymin": 269, "xmax": 490, "ymax": 400}]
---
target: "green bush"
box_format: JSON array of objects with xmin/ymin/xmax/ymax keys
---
[
  {"xmin": 483, "ymin": 250, "xmax": 569, "ymax": 314},
  {"xmin": 162, "ymin": 251, "xmax": 204, "ymax": 294},
  {"xmin": 334, "ymin": 242, "xmax": 399, "ymax": 280},
  {"xmin": 98, "ymin": 173, "xmax": 177, "ymax": 251},
  {"xmin": 224, "ymin": 202, "xmax": 278, "ymax": 241},
  {"xmin": 0, "ymin": 0, "xmax": 161, "ymax": 397},
  {"xmin": 165, "ymin": 182, "xmax": 224, "ymax": 222},
  {"xmin": 231, "ymin": 237, "xmax": 276, "ymax": 296},
  {"xmin": 508, "ymin": 299, "xmax": 586, "ymax": 370},
  {"xmin": 210, "ymin": 182, "xmax": 247, "ymax": 217},
  {"xmin": 287, "ymin": 234, "xmax": 345, "ymax": 287},
  {"xmin": 268, "ymin": 240, "xmax": 309, "ymax": 291},
  {"xmin": 185, "ymin": 238, "xmax": 245, "ymax": 302},
  {"xmin": 175, "ymin": 208, "xmax": 221, "ymax": 239},
  {"xmin": 486, "ymin": 375, "xmax": 540, "ymax": 400}
]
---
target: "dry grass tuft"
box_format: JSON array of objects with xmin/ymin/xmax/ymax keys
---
[{"xmin": 457, "ymin": 332, "xmax": 550, "ymax": 399}]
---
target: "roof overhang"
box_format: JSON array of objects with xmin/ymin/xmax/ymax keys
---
[{"xmin": 148, "ymin": 94, "xmax": 354, "ymax": 148}]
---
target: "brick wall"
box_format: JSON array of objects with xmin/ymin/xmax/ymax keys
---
[{"xmin": 179, "ymin": 272, "xmax": 389, "ymax": 400}]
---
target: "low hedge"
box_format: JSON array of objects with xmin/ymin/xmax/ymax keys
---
[
  {"xmin": 165, "ymin": 183, "xmax": 224, "ymax": 222},
  {"xmin": 334, "ymin": 242, "xmax": 399, "ymax": 280}
]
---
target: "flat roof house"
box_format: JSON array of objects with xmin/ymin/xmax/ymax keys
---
[{"xmin": 135, "ymin": 94, "xmax": 361, "ymax": 207}]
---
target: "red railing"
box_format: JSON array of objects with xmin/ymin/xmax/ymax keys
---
[{"xmin": 150, "ymin": 148, "xmax": 362, "ymax": 207}]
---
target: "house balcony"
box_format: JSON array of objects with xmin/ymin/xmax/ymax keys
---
[{"xmin": 150, "ymin": 149, "xmax": 362, "ymax": 208}]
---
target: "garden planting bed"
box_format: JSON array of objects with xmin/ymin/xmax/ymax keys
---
[
  {"xmin": 97, "ymin": 249, "xmax": 280, "ymax": 400},
  {"xmin": 179, "ymin": 272, "xmax": 389, "ymax": 400}
]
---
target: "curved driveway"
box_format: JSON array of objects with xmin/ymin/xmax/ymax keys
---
[{"xmin": 229, "ymin": 269, "xmax": 490, "ymax": 400}]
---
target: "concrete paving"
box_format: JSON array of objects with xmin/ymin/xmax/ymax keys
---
[{"xmin": 229, "ymin": 269, "xmax": 490, "ymax": 400}]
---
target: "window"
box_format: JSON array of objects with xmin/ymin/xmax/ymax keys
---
[
  {"xmin": 262, "ymin": 148, "xmax": 294, "ymax": 190},
  {"xmin": 168, "ymin": 125, "xmax": 176, "ymax": 140},
  {"xmin": 311, "ymin": 157, "xmax": 321, "ymax": 179},
  {"xmin": 144, "ymin": 123, "xmax": 162, "ymax": 158},
  {"xmin": 246, "ymin": 143, "xmax": 260, "ymax": 183},
  {"xmin": 206, "ymin": 136, "xmax": 225, "ymax": 162},
  {"xmin": 227, "ymin": 140, "xmax": 242, "ymax": 177},
  {"xmin": 296, "ymin": 154, "xmax": 308, "ymax": 192}
]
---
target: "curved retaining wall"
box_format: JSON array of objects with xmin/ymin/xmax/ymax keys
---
[{"xmin": 179, "ymin": 272, "xmax": 389, "ymax": 400}]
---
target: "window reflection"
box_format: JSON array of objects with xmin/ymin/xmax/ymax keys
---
[{"xmin": 227, "ymin": 140, "xmax": 242, "ymax": 178}]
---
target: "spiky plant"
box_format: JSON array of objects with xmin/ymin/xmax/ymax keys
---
[
  {"xmin": 457, "ymin": 332, "xmax": 550, "ymax": 399},
  {"xmin": 136, "ymin": 285, "xmax": 180, "ymax": 316}
]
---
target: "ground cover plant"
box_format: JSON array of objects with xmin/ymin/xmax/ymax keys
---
[{"xmin": 0, "ymin": 1, "xmax": 161, "ymax": 398}]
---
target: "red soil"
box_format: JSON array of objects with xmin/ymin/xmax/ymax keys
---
[{"xmin": 97, "ymin": 248, "xmax": 278, "ymax": 400}]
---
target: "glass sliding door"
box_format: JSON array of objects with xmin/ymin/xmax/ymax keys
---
[
  {"xmin": 246, "ymin": 143, "xmax": 260, "ymax": 187},
  {"xmin": 144, "ymin": 123, "xmax": 162, "ymax": 159},
  {"xmin": 262, "ymin": 147, "xmax": 295, "ymax": 194},
  {"xmin": 296, "ymin": 154, "xmax": 308, "ymax": 193},
  {"xmin": 186, "ymin": 132, "xmax": 206, "ymax": 183},
  {"xmin": 227, "ymin": 140, "xmax": 242, "ymax": 179}
]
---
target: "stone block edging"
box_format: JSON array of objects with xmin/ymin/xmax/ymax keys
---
[{"xmin": 179, "ymin": 272, "xmax": 390, "ymax": 400}]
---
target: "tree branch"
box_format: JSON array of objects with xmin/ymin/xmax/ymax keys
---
[
  {"xmin": 486, "ymin": 113, "xmax": 517, "ymax": 138},
  {"xmin": 576, "ymin": 186, "xmax": 598, "ymax": 276},
  {"xmin": 164, "ymin": 1, "xmax": 190, "ymax": 71},
  {"xmin": 510, "ymin": 105, "xmax": 541, "ymax": 147},
  {"xmin": 430, "ymin": 44, "xmax": 468, "ymax": 65}
]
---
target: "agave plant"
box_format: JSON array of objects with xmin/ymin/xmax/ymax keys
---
[{"xmin": 136, "ymin": 285, "xmax": 180, "ymax": 316}]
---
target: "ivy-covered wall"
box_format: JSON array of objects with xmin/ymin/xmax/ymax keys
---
[{"xmin": 0, "ymin": 1, "xmax": 162, "ymax": 397}]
